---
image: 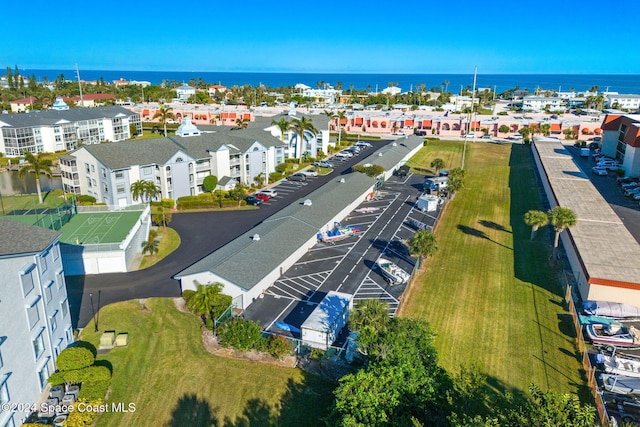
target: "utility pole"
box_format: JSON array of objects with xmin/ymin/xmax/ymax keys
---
[{"xmin": 75, "ymin": 64, "xmax": 84, "ymax": 107}]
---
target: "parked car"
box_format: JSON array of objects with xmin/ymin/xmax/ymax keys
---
[
  {"xmin": 260, "ymin": 189, "xmax": 278, "ymax": 197},
  {"xmin": 245, "ymin": 195, "xmax": 263, "ymax": 205},
  {"xmin": 392, "ymin": 130, "xmax": 407, "ymax": 136},
  {"xmin": 622, "ymin": 182, "xmax": 640, "ymax": 189},
  {"xmin": 414, "ymin": 130, "xmax": 427, "ymax": 136},
  {"xmin": 481, "ymin": 135, "xmax": 492, "ymax": 140},
  {"xmin": 592, "ymin": 166, "xmax": 608, "ymax": 176},
  {"xmin": 254, "ymin": 193, "xmax": 271, "ymax": 201},
  {"xmin": 286, "ymin": 173, "xmax": 307, "ymax": 182},
  {"xmin": 314, "ymin": 160, "xmax": 334, "ymax": 168},
  {"xmin": 625, "ymin": 187, "xmax": 640, "ymax": 197},
  {"xmin": 439, "ymin": 169, "xmax": 450, "ymax": 177},
  {"xmin": 333, "ymin": 151, "xmax": 353, "ymax": 159},
  {"xmin": 302, "ymin": 169, "xmax": 318, "ymax": 177},
  {"xmin": 393, "ymin": 165, "xmax": 410, "ymax": 177},
  {"xmin": 344, "ymin": 146, "xmax": 360, "ymax": 154},
  {"xmin": 355, "ymin": 141, "xmax": 373, "ymax": 148}
]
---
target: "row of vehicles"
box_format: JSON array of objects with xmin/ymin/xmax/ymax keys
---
[
  {"xmin": 592, "ymin": 149, "xmax": 621, "ymax": 176},
  {"xmin": 331, "ymin": 141, "xmax": 373, "ymax": 161}
]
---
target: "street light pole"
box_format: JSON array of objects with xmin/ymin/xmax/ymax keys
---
[{"xmin": 89, "ymin": 293, "xmax": 98, "ymax": 332}]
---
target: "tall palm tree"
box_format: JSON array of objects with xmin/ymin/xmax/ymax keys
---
[
  {"xmin": 524, "ymin": 210, "xmax": 549, "ymax": 240},
  {"xmin": 18, "ymin": 151, "xmax": 53, "ymax": 204},
  {"xmin": 153, "ymin": 103, "xmax": 175, "ymax": 137},
  {"xmin": 348, "ymin": 299, "xmax": 390, "ymax": 355},
  {"xmin": 187, "ymin": 282, "xmax": 224, "ymax": 326},
  {"xmin": 142, "ymin": 239, "xmax": 159, "ymax": 257},
  {"xmin": 130, "ymin": 180, "xmax": 160, "ymax": 204},
  {"xmin": 271, "ymin": 117, "xmax": 289, "ymax": 142},
  {"xmin": 547, "ymin": 207, "xmax": 577, "ymax": 260},
  {"xmin": 408, "ymin": 230, "xmax": 438, "ymax": 269},
  {"xmin": 430, "ymin": 158, "xmax": 445, "ymax": 174},
  {"xmin": 288, "ymin": 116, "xmax": 318, "ymax": 163},
  {"xmin": 234, "ymin": 117, "xmax": 249, "ymax": 129}
]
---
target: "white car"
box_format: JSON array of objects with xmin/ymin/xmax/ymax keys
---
[
  {"xmin": 333, "ymin": 151, "xmax": 353, "ymax": 159},
  {"xmin": 392, "ymin": 131, "xmax": 407, "ymax": 136},
  {"xmin": 592, "ymin": 166, "xmax": 608, "ymax": 176},
  {"xmin": 302, "ymin": 169, "xmax": 318, "ymax": 177},
  {"xmin": 260, "ymin": 189, "xmax": 278, "ymax": 198},
  {"xmin": 355, "ymin": 141, "xmax": 372, "ymax": 148}
]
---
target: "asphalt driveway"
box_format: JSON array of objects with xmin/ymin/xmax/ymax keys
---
[{"xmin": 67, "ymin": 139, "xmax": 393, "ymax": 328}]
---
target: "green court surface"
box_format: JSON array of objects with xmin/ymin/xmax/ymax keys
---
[{"xmin": 58, "ymin": 211, "xmax": 142, "ymax": 245}]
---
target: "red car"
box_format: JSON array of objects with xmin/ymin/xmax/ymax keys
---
[{"xmin": 254, "ymin": 193, "xmax": 271, "ymax": 201}]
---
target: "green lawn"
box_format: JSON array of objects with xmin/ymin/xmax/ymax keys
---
[
  {"xmin": 79, "ymin": 299, "xmax": 336, "ymax": 427},
  {"xmin": 406, "ymin": 139, "xmax": 465, "ymax": 174},
  {"xmin": 0, "ymin": 189, "xmax": 67, "ymax": 213},
  {"xmin": 138, "ymin": 227, "xmax": 181, "ymax": 269},
  {"xmin": 399, "ymin": 142, "xmax": 587, "ymax": 399}
]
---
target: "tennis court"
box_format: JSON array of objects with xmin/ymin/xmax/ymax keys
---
[{"xmin": 58, "ymin": 211, "xmax": 142, "ymax": 245}]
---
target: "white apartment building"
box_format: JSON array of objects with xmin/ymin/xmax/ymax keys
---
[
  {"xmin": 0, "ymin": 219, "xmax": 73, "ymax": 426},
  {"xmin": 175, "ymin": 84, "xmax": 196, "ymax": 102},
  {"xmin": 522, "ymin": 96, "xmax": 566, "ymax": 112},
  {"xmin": 59, "ymin": 123, "xmax": 287, "ymax": 206},
  {"xmin": 0, "ymin": 106, "xmax": 141, "ymax": 156},
  {"xmin": 605, "ymin": 93, "xmax": 640, "ymax": 111}
]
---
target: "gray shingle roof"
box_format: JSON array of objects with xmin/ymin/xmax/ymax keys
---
[
  {"xmin": 175, "ymin": 135, "xmax": 424, "ymax": 289},
  {"xmin": 0, "ymin": 218, "xmax": 60, "ymax": 256},
  {"xmin": 0, "ymin": 106, "xmax": 137, "ymax": 128},
  {"xmin": 77, "ymin": 128, "xmax": 285, "ymax": 170}
]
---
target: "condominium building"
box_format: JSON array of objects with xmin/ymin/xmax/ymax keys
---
[
  {"xmin": 605, "ymin": 93, "xmax": 640, "ymax": 111},
  {"xmin": 59, "ymin": 120, "xmax": 286, "ymax": 206},
  {"xmin": 522, "ymin": 96, "xmax": 566, "ymax": 112},
  {"xmin": 600, "ymin": 113, "xmax": 640, "ymax": 176},
  {"xmin": 0, "ymin": 219, "xmax": 73, "ymax": 426},
  {"xmin": 0, "ymin": 106, "xmax": 141, "ymax": 156}
]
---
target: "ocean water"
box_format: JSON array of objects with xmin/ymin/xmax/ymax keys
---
[{"xmin": 20, "ymin": 69, "xmax": 640, "ymax": 94}]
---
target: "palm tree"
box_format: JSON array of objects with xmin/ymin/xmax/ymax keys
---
[
  {"xmin": 523, "ymin": 210, "xmax": 549, "ymax": 240},
  {"xmin": 288, "ymin": 116, "xmax": 318, "ymax": 163},
  {"xmin": 18, "ymin": 151, "xmax": 53, "ymax": 204},
  {"xmin": 187, "ymin": 282, "xmax": 224, "ymax": 327},
  {"xmin": 540, "ymin": 123, "xmax": 551, "ymax": 136},
  {"xmin": 153, "ymin": 103, "xmax": 175, "ymax": 137},
  {"xmin": 142, "ymin": 239, "xmax": 159, "ymax": 257},
  {"xmin": 408, "ymin": 230, "xmax": 438, "ymax": 269},
  {"xmin": 348, "ymin": 299, "xmax": 390, "ymax": 355},
  {"xmin": 271, "ymin": 117, "xmax": 289, "ymax": 142},
  {"xmin": 430, "ymin": 158, "xmax": 445, "ymax": 174},
  {"xmin": 130, "ymin": 180, "xmax": 160, "ymax": 204},
  {"xmin": 234, "ymin": 117, "xmax": 249, "ymax": 129},
  {"xmin": 547, "ymin": 207, "xmax": 577, "ymax": 260}
]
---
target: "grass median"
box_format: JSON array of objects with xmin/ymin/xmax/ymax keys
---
[{"xmin": 399, "ymin": 141, "xmax": 587, "ymax": 398}]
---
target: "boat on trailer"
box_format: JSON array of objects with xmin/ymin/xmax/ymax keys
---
[
  {"xmin": 599, "ymin": 353, "xmax": 640, "ymax": 378},
  {"xmin": 317, "ymin": 222, "xmax": 360, "ymax": 244},
  {"xmin": 585, "ymin": 323, "xmax": 640, "ymax": 348},
  {"xmin": 599, "ymin": 372, "xmax": 640, "ymax": 396},
  {"xmin": 376, "ymin": 258, "xmax": 410, "ymax": 285}
]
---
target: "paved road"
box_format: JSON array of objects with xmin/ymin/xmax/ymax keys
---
[{"xmin": 67, "ymin": 140, "xmax": 393, "ymax": 328}]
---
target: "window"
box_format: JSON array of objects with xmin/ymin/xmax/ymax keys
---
[
  {"xmin": 50, "ymin": 311, "xmax": 58, "ymax": 332},
  {"xmin": 87, "ymin": 177, "xmax": 92, "ymax": 188},
  {"xmin": 0, "ymin": 339, "xmax": 4, "ymax": 369},
  {"xmin": 90, "ymin": 164, "xmax": 95, "ymax": 172},
  {"xmin": 37, "ymin": 360, "xmax": 49, "ymax": 390},
  {"xmin": 85, "ymin": 163, "xmax": 90, "ymax": 173},
  {"xmin": 52, "ymin": 244, "xmax": 60, "ymax": 261},
  {"xmin": 55, "ymin": 270, "xmax": 65, "ymax": 290},
  {"xmin": 115, "ymin": 171, "xmax": 124, "ymax": 179},
  {"xmin": 0, "ymin": 376, "xmax": 8, "ymax": 405},
  {"xmin": 38, "ymin": 252, "xmax": 48, "ymax": 273},
  {"xmin": 26, "ymin": 297, "xmax": 40, "ymax": 329},
  {"xmin": 61, "ymin": 299, "xmax": 69, "ymax": 319},
  {"xmin": 44, "ymin": 281, "xmax": 54, "ymax": 304},
  {"xmin": 33, "ymin": 328, "xmax": 45, "ymax": 359},
  {"xmin": 54, "ymin": 338, "xmax": 63, "ymax": 357},
  {"xmin": 117, "ymin": 184, "xmax": 125, "ymax": 194},
  {"xmin": 20, "ymin": 265, "xmax": 35, "ymax": 296},
  {"xmin": 92, "ymin": 179, "xmax": 96, "ymax": 186},
  {"xmin": 101, "ymin": 167, "xmax": 106, "ymax": 178},
  {"xmin": 104, "ymin": 184, "xmax": 109, "ymax": 193}
]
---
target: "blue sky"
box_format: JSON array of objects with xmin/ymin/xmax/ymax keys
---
[{"xmin": 5, "ymin": 0, "xmax": 639, "ymax": 74}]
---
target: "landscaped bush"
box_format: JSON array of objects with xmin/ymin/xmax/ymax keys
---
[
  {"xmin": 151, "ymin": 198, "xmax": 174, "ymax": 209},
  {"xmin": 78, "ymin": 379, "xmax": 110, "ymax": 400},
  {"xmin": 217, "ymin": 318, "xmax": 266, "ymax": 352},
  {"xmin": 270, "ymin": 172, "xmax": 284, "ymax": 181},
  {"xmin": 77, "ymin": 195, "xmax": 97, "ymax": 204},
  {"xmin": 182, "ymin": 289, "xmax": 196, "ymax": 304},
  {"xmin": 56, "ymin": 347, "xmax": 95, "ymax": 371},
  {"xmin": 267, "ymin": 335, "xmax": 293, "ymax": 358},
  {"xmin": 64, "ymin": 398, "xmax": 104, "ymax": 427}
]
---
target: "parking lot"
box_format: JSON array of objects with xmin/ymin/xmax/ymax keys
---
[
  {"xmin": 568, "ymin": 145, "xmax": 640, "ymax": 245},
  {"xmin": 243, "ymin": 170, "xmax": 446, "ymax": 343}
]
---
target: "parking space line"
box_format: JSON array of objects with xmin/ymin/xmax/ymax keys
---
[
  {"xmin": 296, "ymin": 255, "xmax": 344, "ymax": 265},
  {"xmin": 309, "ymin": 242, "xmax": 354, "ymax": 251}
]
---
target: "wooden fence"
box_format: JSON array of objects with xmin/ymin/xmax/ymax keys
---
[{"xmin": 564, "ymin": 280, "xmax": 610, "ymax": 426}]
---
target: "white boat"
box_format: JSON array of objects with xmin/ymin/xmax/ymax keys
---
[
  {"xmin": 599, "ymin": 354, "xmax": 640, "ymax": 378},
  {"xmin": 317, "ymin": 222, "xmax": 360, "ymax": 244},
  {"xmin": 583, "ymin": 300, "xmax": 640, "ymax": 319},
  {"xmin": 585, "ymin": 323, "xmax": 640, "ymax": 347},
  {"xmin": 599, "ymin": 372, "xmax": 640, "ymax": 396},
  {"xmin": 376, "ymin": 258, "xmax": 410, "ymax": 285}
]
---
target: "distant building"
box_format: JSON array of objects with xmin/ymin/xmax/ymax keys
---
[
  {"xmin": 51, "ymin": 97, "xmax": 69, "ymax": 111},
  {"xmin": 176, "ymin": 84, "xmax": 196, "ymax": 102},
  {"xmin": 0, "ymin": 218, "xmax": 73, "ymax": 426},
  {"xmin": 605, "ymin": 94, "xmax": 640, "ymax": 111},
  {"xmin": 0, "ymin": 106, "xmax": 141, "ymax": 156},
  {"xmin": 522, "ymin": 96, "xmax": 565, "ymax": 112},
  {"xmin": 72, "ymin": 93, "xmax": 116, "ymax": 108},
  {"xmin": 600, "ymin": 113, "xmax": 640, "ymax": 176},
  {"xmin": 381, "ymin": 86, "xmax": 402, "ymax": 96},
  {"xmin": 9, "ymin": 96, "xmax": 38, "ymax": 113}
]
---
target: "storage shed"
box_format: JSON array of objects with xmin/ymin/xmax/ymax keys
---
[{"xmin": 301, "ymin": 291, "xmax": 354, "ymax": 350}]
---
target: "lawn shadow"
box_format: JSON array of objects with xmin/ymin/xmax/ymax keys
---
[
  {"xmin": 457, "ymin": 224, "xmax": 512, "ymax": 250},
  {"xmin": 478, "ymin": 219, "xmax": 512, "ymax": 234},
  {"xmin": 169, "ymin": 393, "xmax": 219, "ymax": 427}
]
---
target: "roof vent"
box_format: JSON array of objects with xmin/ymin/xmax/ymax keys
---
[
  {"xmin": 340, "ymin": 178, "xmax": 346, "ymax": 183},
  {"xmin": 378, "ymin": 153, "xmax": 383, "ymax": 157},
  {"xmin": 252, "ymin": 234, "xmax": 260, "ymax": 241},
  {"xmin": 303, "ymin": 199, "xmax": 312, "ymax": 206},
  {"xmin": 392, "ymin": 142, "xmax": 397, "ymax": 147}
]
